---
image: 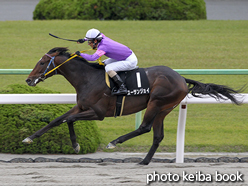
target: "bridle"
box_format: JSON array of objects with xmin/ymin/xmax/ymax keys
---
[
  {"xmin": 34, "ymin": 53, "xmax": 59, "ymax": 84},
  {"xmin": 35, "ymin": 53, "xmax": 58, "ymax": 84},
  {"xmin": 36, "ymin": 49, "xmax": 104, "ymax": 83},
  {"xmin": 41, "ymin": 53, "xmax": 77, "ymax": 79},
  {"xmin": 43, "ymin": 53, "xmax": 58, "ymax": 76}
]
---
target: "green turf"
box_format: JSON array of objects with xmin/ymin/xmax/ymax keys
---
[{"xmin": 0, "ymin": 20, "xmax": 248, "ymax": 152}]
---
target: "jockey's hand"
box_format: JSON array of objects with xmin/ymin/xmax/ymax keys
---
[
  {"xmin": 75, "ymin": 51, "xmax": 81, "ymax": 56},
  {"xmin": 77, "ymin": 39, "xmax": 85, "ymax": 44}
]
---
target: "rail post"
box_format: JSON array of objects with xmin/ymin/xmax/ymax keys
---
[
  {"xmin": 176, "ymin": 100, "xmax": 188, "ymax": 163},
  {"xmin": 135, "ymin": 111, "xmax": 142, "ymax": 129}
]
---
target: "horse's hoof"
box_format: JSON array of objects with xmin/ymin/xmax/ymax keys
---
[
  {"xmin": 74, "ymin": 143, "xmax": 80, "ymax": 153},
  {"xmin": 106, "ymin": 142, "xmax": 116, "ymax": 149},
  {"xmin": 22, "ymin": 137, "xmax": 33, "ymax": 144},
  {"xmin": 139, "ymin": 160, "xmax": 149, "ymax": 165}
]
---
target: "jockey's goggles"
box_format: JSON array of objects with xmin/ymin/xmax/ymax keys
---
[
  {"xmin": 87, "ymin": 40, "xmax": 93, "ymax": 44},
  {"xmin": 86, "ymin": 32, "xmax": 102, "ymax": 45}
]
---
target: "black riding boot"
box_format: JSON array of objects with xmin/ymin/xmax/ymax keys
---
[{"xmin": 112, "ymin": 74, "xmax": 128, "ymax": 95}]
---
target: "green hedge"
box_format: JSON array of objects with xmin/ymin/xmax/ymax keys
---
[
  {"xmin": 33, "ymin": 0, "xmax": 206, "ymax": 20},
  {"xmin": 0, "ymin": 84, "xmax": 101, "ymax": 154}
]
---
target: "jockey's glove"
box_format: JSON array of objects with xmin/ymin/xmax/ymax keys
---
[
  {"xmin": 77, "ymin": 39, "xmax": 85, "ymax": 43},
  {"xmin": 75, "ymin": 51, "xmax": 81, "ymax": 56}
]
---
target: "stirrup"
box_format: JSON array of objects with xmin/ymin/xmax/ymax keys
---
[{"xmin": 112, "ymin": 85, "xmax": 127, "ymax": 95}]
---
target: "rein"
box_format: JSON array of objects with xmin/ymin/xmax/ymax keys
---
[{"xmin": 43, "ymin": 49, "xmax": 103, "ymax": 77}]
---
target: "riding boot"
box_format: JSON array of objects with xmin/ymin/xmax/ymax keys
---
[{"xmin": 112, "ymin": 74, "xmax": 128, "ymax": 95}]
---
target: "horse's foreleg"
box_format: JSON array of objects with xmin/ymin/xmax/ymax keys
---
[
  {"xmin": 64, "ymin": 108, "xmax": 104, "ymax": 153},
  {"xmin": 67, "ymin": 122, "xmax": 80, "ymax": 153},
  {"xmin": 22, "ymin": 113, "xmax": 69, "ymax": 144},
  {"xmin": 23, "ymin": 105, "xmax": 104, "ymax": 153},
  {"xmin": 22, "ymin": 106, "xmax": 80, "ymax": 144}
]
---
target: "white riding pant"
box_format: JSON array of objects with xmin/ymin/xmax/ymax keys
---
[{"xmin": 104, "ymin": 51, "xmax": 138, "ymax": 72}]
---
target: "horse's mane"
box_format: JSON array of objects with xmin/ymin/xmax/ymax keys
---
[{"xmin": 48, "ymin": 47, "xmax": 105, "ymax": 70}]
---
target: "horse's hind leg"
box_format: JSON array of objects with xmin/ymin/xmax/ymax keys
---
[
  {"xmin": 107, "ymin": 101, "xmax": 161, "ymax": 149},
  {"xmin": 139, "ymin": 110, "xmax": 170, "ymax": 165}
]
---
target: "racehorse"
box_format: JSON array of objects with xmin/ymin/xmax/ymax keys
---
[{"xmin": 23, "ymin": 47, "xmax": 241, "ymax": 165}]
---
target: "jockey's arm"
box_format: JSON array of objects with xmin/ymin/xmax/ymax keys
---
[{"xmin": 80, "ymin": 50, "xmax": 106, "ymax": 61}]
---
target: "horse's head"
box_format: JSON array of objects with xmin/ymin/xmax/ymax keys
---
[{"xmin": 26, "ymin": 47, "xmax": 68, "ymax": 86}]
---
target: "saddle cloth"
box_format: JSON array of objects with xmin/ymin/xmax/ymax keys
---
[
  {"xmin": 105, "ymin": 68, "xmax": 150, "ymax": 96},
  {"xmin": 105, "ymin": 68, "xmax": 150, "ymax": 117}
]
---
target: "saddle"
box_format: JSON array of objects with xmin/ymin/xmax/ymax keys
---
[
  {"xmin": 105, "ymin": 68, "xmax": 150, "ymax": 96},
  {"xmin": 105, "ymin": 68, "xmax": 150, "ymax": 117}
]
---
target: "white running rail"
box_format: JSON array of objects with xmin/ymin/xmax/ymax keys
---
[
  {"xmin": 176, "ymin": 93, "xmax": 248, "ymax": 163},
  {"xmin": 0, "ymin": 93, "xmax": 247, "ymax": 163}
]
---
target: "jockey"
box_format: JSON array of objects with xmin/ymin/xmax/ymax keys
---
[{"xmin": 75, "ymin": 28, "xmax": 138, "ymax": 96}]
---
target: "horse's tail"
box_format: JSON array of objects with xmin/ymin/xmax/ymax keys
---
[{"xmin": 184, "ymin": 78, "xmax": 242, "ymax": 105}]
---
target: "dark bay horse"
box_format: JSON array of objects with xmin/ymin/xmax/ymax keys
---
[{"xmin": 23, "ymin": 47, "xmax": 241, "ymax": 165}]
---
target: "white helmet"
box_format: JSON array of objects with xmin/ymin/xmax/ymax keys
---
[{"xmin": 85, "ymin": 28, "xmax": 102, "ymax": 40}]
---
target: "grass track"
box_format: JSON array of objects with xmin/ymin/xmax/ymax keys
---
[{"xmin": 0, "ymin": 20, "xmax": 248, "ymax": 152}]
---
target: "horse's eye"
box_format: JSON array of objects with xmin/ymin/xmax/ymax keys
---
[{"xmin": 40, "ymin": 62, "xmax": 45, "ymax": 65}]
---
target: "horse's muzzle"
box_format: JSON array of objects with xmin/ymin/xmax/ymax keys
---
[
  {"xmin": 26, "ymin": 76, "xmax": 44, "ymax": 86},
  {"xmin": 26, "ymin": 78, "xmax": 36, "ymax": 86}
]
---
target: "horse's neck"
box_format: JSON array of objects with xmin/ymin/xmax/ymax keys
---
[{"xmin": 58, "ymin": 59, "xmax": 104, "ymax": 92}]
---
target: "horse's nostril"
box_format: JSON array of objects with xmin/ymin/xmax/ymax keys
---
[{"xmin": 26, "ymin": 78, "xmax": 31, "ymax": 83}]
